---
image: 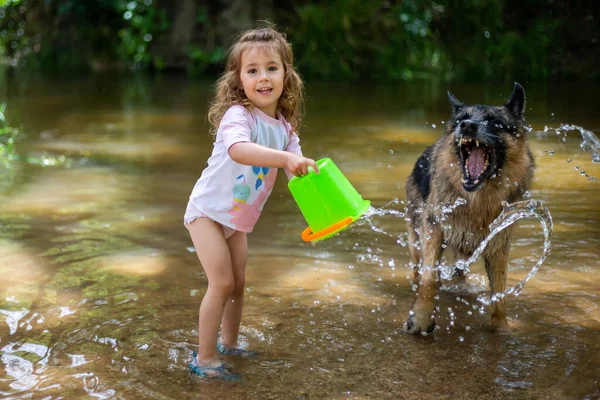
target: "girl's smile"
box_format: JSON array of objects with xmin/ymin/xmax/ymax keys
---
[
  {"xmin": 257, "ymin": 87, "xmax": 273, "ymax": 95},
  {"xmin": 240, "ymin": 47, "xmax": 284, "ymax": 118}
]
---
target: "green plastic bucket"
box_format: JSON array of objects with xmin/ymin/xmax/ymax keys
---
[{"xmin": 288, "ymin": 158, "xmax": 371, "ymax": 242}]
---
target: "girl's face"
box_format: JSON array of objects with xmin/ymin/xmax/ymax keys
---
[{"xmin": 239, "ymin": 46, "xmax": 284, "ymax": 119}]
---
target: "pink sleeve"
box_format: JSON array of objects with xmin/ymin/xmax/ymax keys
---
[
  {"xmin": 219, "ymin": 105, "xmax": 253, "ymax": 150},
  {"xmin": 284, "ymin": 131, "xmax": 303, "ymax": 180}
]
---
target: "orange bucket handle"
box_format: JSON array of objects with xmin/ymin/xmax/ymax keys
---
[{"xmin": 301, "ymin": 217, "xmax": 353, "ymax": 242}]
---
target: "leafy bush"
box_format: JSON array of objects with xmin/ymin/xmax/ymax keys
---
[{"xmin": 0, "ymin": 103, "xmax": 19, "ymax": 165}]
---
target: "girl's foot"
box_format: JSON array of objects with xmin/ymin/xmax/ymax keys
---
[
  {"xmin": 217, "ymin": 337, "xmax": 257, "ymax": 359},
  {"xmin": 188, "ymin": 351, "xmax": 242, "ymax": 381}
]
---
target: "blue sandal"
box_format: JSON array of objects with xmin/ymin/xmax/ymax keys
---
[
  {"xmin": 217, "ymin": 337, "xmax": 257, "ymax": 359},
  {"xmin": 188, "ymin": 351, "xmax": 242, "ymax": 381}
]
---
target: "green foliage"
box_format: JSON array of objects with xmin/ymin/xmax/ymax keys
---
[
  {"xmin": 0, "ymin": 103, "xmax": 19, "ymax": 165},
  {"xmin": 285, "ymin": 0, "xmax": 599, "ymax": 82},
  {"xmin": 427, "ymin": 0, "xmax": 560, "ymax": 81},
  {"xmin": 0, "ymin": 0, "xmax": 598, "ymax": 81},
  {"xmin": 0, "ymin": 0, "xmax": 20, "ymax": 7},
  {"xmin": 116, "ymin": 0, "xmax": 169, "ymax": 69},
  {"xmin": 285, "ymin": 0, "xmax": 445, "ymax": 81},
  {"xmin": 0, "ymin": 0, "xmax": 38, "ymax": 67},
  {"xmin": 0, "ymin": 0, "xmax": 170, "ymax": 70},
  {"xmin": 187, "ymin": 46, "xmax": 225, "ymax": 76},
  {"xmin": 186, "ymin": 6, "xmax": 224, "ymax": 76}
]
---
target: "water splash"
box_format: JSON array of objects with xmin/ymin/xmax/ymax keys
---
[
  {"xmin": 446, "ymin": 200, "xmax": 553, "ymax": 306},
  {"xmin": 541, "ymin": 124, "xmax": 600, "ymax": 182},
  {"xmin": 360, "ymin": 198, "xmax": 407, "ymax": 243},
  {"xmin": 363, "ymin": 198, "xmax": 405, "ymax": 219},
  {"xmin": 362, "ymin": 198, "xmax": 552, "ymax": 292}
]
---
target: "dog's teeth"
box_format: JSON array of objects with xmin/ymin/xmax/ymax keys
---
[
  {"xmin": 461, "ymin": 178, "xmax": 468, "ymax": 183},
  {"xmin": 476, "ymin": 140, "xmax": 479, "ymax": 147},
  {"xmin": 474, "ymin": 179, "xmax": 479, "ymax": 184}
]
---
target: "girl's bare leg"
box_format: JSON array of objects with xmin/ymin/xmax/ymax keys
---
[
  {"xmin": 188, "ymin": 218, "xmax": 234, "ymax": 366},
  {"xmin": 220, "ymin": 231, "xmax": 248, "ymax": 348}
]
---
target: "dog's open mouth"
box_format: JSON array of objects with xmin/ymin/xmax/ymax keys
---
[{"xmin": 458, "ymin": 137, "xmax": 495, "ymax": 191}]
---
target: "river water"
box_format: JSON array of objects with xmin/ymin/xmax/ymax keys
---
[{"xmin": 0, "ymin": 74, "xmax": 599, "ymax": 399}]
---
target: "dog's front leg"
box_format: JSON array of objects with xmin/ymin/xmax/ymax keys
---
[
  {"xmin": 406, "ymin": 221, "xmax": 443, "ymax": 334},
  {"xmin": 484, "ymin": 252, "xmax": 509, "ymax": 330}
]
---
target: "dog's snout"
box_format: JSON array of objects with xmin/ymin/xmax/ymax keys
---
[{"xmin": 460, "ymin": 120, "xmax": 477, "ymax": 136}]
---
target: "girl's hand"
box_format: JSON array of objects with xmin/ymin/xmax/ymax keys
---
[{"xmin": 286, "ymin": 154, "xmax": 319, "ymax": 177}]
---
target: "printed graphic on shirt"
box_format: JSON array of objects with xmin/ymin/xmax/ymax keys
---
[
  {"xmin": 252, "ymin": 166, "xmax": 270, "ymax": 190},
  {"xmin": 232, "ymin": 174, "xmax": 251, "ymax": 202},
  {"xmin": 228, "ymin": 168, "xmax": 276, "ymax": 229}
]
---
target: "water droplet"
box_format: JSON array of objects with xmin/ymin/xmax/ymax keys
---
[
  {"xmin": 389, "ymin": 149, "xmax": 394, "ymax": 155},
  {"xmin": 432, "ymin": 124, "xmax": 437, "ymax": 128}
]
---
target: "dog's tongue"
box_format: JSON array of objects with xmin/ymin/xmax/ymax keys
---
[{"xmin": 467, "ymin": 147, "xmax": 486, "ymax": 177}]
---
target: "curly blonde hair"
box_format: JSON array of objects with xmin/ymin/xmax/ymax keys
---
[{"xmin": 207, "ymin": 26, "xmax": 304, "ymax": 135}]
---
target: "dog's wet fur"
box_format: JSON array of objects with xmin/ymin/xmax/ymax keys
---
[{"xmin": 405, "ymin": 83, "xmax": 534, "ymax": 334}]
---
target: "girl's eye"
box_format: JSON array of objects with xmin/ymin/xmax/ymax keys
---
[
  {"xmin": 247, "ymin": 68, "xmax": 257, "ymax": 74},
  {"xmin": 268, "ymin": 66, "xmax": 278, "ymax": 72}
]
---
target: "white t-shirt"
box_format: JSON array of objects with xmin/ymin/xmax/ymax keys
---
[{"xmin": 185, "ymin": 105, "xmax": 302, "ymax": 232}]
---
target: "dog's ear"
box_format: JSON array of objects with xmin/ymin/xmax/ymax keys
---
[
  {"xmin": 505, "ymin": 82, "xmax": 526, "ymax": 118},
  {"xmin": 447, "ymin": 91, "xmax": 463, "ymax": 113}
]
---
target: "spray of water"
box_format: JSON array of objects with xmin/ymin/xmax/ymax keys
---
[
  {"xmin": 360, "ymin": 198, "xmax": 407, "ymax": 244},
  {"xmin": 361, "ymin": 199, "xmax": 553, "ymax": 307},
  {"xmin": 452, "ymin": 200, "xmax": 553, "ymax": 306},
  {"xmin": 541, "ymin": 124, "xmax": 600, "ymax": 182}
]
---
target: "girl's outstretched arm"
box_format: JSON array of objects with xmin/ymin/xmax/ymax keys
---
[{"xmin": 228, "ymin": 142, "xmax": 319, "ymax": 177}]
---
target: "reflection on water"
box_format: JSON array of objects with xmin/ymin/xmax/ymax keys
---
[{"xmin": 1, "ymin": 75, "xmax": 599, "ymax": 399}]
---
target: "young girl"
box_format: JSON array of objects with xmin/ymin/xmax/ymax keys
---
[{"xmin": 184, "ymin": 27, "xmax": 319, "ymax": 380}]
